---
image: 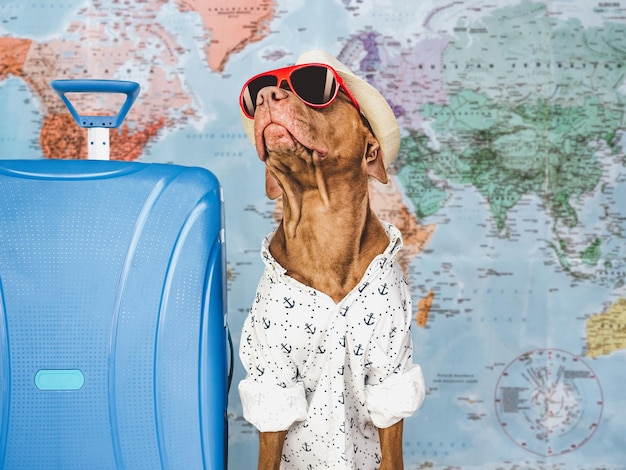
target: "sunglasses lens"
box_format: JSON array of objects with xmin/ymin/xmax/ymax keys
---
[
  {"xmin": 242, "ymin": 75, "xmax": 278, "ymax": 116},
  {"xmin": 290, "ymin": 65, "xmax": 337, "ymax": 106}
]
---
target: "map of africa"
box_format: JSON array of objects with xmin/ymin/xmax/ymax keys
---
[{"xmin": 1, "ymin": 0, "xmax": 626, "ymax": 468}]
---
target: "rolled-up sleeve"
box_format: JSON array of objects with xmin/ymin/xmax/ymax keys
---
[
  {"xmin": 364, "ymin": 292, "xmax": 425, "ymax": 429},
  {"xmin": 365, "ymin": 364, "xmax": 425, "ymax": 428},
  {"xmin": 238, "ymin": 305, "xmax": 308, "ymax": 432}
]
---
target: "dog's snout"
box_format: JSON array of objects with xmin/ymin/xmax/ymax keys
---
[{"xmin": 256, "ymin": 86, "xmax": 290, "ymax": 108}]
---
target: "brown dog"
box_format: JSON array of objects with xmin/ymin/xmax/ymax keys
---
[{"xmin": 238, "ymin": 50, "xmax": 425, "ymax": 470}]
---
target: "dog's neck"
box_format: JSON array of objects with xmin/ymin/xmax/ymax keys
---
[
  {"xmin": 254, "ymin": 90, "xmax": 391, "ymax": 302},
  {"xmin": 269, "ymin": 172, "xmax": 389, "ymax": 303}
]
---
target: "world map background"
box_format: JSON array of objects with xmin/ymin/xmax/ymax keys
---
[{"xmin": 1, "ymin": 0, "xmax": 626, "ymax": 468}]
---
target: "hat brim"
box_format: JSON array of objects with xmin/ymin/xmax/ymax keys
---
[{"xmin": 240, "ymin": 50, "xmax": 400, "ymax": 168}]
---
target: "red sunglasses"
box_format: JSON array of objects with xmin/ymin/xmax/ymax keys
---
[{"xmin": 239, "ymin": 63, "xmax": 360, "ymax": 119}]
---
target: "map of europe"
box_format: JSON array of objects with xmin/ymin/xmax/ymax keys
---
[{"xmin": 1, "ymin": 0, "xmax": 626, "ymax": 468}]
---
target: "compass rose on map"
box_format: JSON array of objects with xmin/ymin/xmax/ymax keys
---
[{"xmin": 494, "ymin": 349, "xmax": 603, "ymax": 457}]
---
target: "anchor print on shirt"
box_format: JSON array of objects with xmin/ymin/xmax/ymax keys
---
[
  {"xmin": 286, "ymin": 395, "xmax": 298, "ymax": 409},
  {"xmin": 337, "ymin": 416, "xmax": 355, "ymax": 435}
]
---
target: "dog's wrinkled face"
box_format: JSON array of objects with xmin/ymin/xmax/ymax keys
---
[{"xmin": 252, "ymin": 84, "xmax": 387, "ymax": 199}]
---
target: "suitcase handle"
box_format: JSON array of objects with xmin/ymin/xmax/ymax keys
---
[{"xmin": 50, "ymin": 79, "xmax": 140, "ymax": 129}]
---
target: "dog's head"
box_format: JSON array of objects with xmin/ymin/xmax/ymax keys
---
[{"xmin": 240, "ymin": 51, "xmax": 400, "ymax": 200}]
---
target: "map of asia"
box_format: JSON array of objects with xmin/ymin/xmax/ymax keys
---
[{"xmin": 1, "ymin": 0, "xmax": 626, "ymax": 468}]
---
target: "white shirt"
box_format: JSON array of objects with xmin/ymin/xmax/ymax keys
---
[{"xmin": 239, "ymin": 221, "xmax": 425, "ymax": 469}]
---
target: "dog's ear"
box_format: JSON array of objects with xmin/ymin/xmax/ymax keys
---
[
  {"xmin": 365, "ymin": 138, "xmax": 388, "ymax": 184},
  {"xmin": 265, "ymin": 168, "xmax": 283, "ymax": 199}
]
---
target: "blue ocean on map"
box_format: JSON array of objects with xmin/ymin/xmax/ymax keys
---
[{"xmin": 0, "ymin": 78, "xmax": 41, "ymax": 159}]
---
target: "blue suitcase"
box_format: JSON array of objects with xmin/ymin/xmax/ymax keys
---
[{"xmin": 0, "ymin": 81, "xmax": 228, "ymax": 469}]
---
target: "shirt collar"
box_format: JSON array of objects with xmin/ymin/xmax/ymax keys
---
[{"xmin": 260, "ymin": 220, "xmax": 403, "ymax": 272}]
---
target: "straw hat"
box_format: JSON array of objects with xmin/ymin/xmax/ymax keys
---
[{"xmin": 240, "ymin": 50, "xmax": 400, "ymax": 168}]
